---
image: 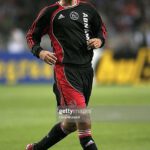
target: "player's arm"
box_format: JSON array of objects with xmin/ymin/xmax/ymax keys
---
[
  {"xmin": 88, "ymin": 9, "xmax": 107, "ymax": 49},
  {"xmin": 26, "ymin": 7, "xmax": 57, "ymax": 65}
]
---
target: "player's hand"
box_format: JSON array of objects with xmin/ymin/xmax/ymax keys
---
[
  {"xmin": 87, "ymin": 38, "xmax": 102, "ymax": 49},
  {"xmin": 39, "ymin": 50, "xmax": 57, "ymax": 65}
]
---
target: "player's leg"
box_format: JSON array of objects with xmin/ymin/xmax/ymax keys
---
[
  {"xmin": 30, "ymin": 120, "xmax": 76, "ymax": 150},
  {"xmin": 74, "ymin": 67, "xmax": 98, "ymax": 150},
  {"xmin": 64, "ymin": 65, "xmax": 97, "ymax": 150},
  {"xmin": 79, "ymin": 68, "xmax": 98, "ymax": 150},
  {"xmin": 26, "ymin": 81, "xmax": 77, "ymax": 150},
  {"xmin": 77, "ymin": 112, "xmax": 98, "ymax": 150}
]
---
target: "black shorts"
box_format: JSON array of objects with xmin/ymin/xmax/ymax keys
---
[{"xmin": 53, "ymin": 63, "xmax": 93, "ymax": 108}]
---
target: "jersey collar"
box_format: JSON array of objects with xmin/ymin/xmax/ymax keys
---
[{"xmin": 57, "ymin": 0, "xmax": 79, "ymax": 9}]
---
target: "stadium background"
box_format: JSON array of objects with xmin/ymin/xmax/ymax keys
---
[{"xmin": 0, "ymin": 0, "xmax": 150, "ymax": 150}]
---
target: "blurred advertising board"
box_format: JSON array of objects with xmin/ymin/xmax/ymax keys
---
[
  {"xmin": 0, "ymin": 52, "xmax": 53, "ymax": 84},
  {"xmin": 96, "ymin": 48, "xmax": 150, "ymax": 85},
  {"xmin": 1, "ymin": 49, "xmax": 149, "ymax": 85}
]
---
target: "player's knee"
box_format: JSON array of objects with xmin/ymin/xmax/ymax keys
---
[
  {"xmin": 67, "ymin": 123, "xmax": 77, "ymax": 132},
  {"xmin": 62, "ymin": 122, "xmax": 77, "ymax": 133},
  {"xmin": 77, "ymin": 113, "xmax": 91, "ymax": 129}
]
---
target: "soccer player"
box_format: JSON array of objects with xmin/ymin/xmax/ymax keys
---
[{"xmin": 26, "ymin": 0, "xmax": 106, "ymax": 150}]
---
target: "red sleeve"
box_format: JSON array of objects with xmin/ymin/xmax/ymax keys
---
[
  {"xmin": 26, "ymin": 6, "xmax": 50, "ymax": 50},
  {"xmin": 91, "ymin": 10, "xmax": 107, "ymax": 48}
]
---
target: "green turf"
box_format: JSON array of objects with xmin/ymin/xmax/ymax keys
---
[{"xmin": 0, "ymin": 85, "xmax": 150, "ymax": 150}]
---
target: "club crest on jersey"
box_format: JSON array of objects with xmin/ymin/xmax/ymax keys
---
[{"xmin": 70, "ymin": 11, "xmax": 79, "ymax": 20}]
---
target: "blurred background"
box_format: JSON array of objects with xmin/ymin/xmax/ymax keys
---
[
  {"xmin": 0, "ymin": 0, "xmax": 150, "ymax": 150},
  {"xmin": 0, "ymin": 0, "xmax": 149, "ymax": 84}
]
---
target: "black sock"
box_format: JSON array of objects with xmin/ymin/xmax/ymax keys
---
[
  {"xmin": 34, "ymin": 123, "xmax": 68, "ymax": 150},
  {"xmin": 80, "ymin": 136, "xmax": 98, "ymax": 150}
]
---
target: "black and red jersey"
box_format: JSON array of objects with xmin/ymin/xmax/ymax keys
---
[{"xmin": 26, "ymin": 0, "xmax": 107, "ymax": 65}]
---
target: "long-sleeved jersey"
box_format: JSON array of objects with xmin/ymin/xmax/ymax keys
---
[{"xmin": 26, "ymin": 0, "xmax": 107, "ymax": 65}]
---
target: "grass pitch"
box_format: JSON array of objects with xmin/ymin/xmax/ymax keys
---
[{"xmin": 0, "ymin": 85, "xmax": 150, "ymax": 150}]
